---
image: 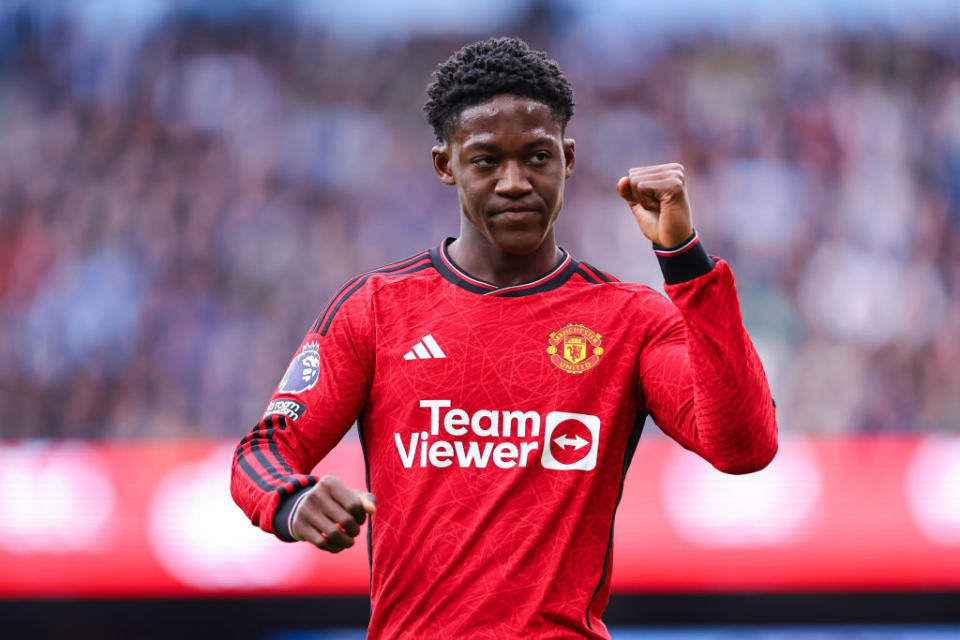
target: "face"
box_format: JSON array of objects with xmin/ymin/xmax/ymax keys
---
[{"xmin": 432, "ymin": 94, "xmax": 575, "ymax": 255}]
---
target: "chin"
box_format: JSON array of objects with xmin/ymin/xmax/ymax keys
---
[{"xmin": 489, "ymin": 229, "xmax": 547, "ymax": 255}]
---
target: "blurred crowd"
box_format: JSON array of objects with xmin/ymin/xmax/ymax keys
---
[{"xmin": 1, "ymin": 3, "xmax": 958, "ymax": 439}]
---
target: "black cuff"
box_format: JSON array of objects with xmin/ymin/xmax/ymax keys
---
[
  {"xmin": 653, "ymin": 230, "xmax": 714, "ymax": 285},
  {"xmin": 273, "ymin": 485, "xmax": 314, "ymax": 542}
]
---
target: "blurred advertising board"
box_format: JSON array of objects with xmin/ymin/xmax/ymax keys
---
[{"xmin": 1, "ymin": 435, "xmax": 958, "ymax": 597}]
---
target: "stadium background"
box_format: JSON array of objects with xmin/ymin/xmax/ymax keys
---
[{"xmin": 1, "ymin": 0, "xmax": 959, "ymax": 637}]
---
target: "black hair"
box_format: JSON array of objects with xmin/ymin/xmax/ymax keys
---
[{"xmin": 424, "ymin": 37, "xmax": 575, "ymax": 143}]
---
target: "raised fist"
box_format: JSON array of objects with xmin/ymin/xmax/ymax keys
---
[{"xmin": 617, "ymin": 163, "xmax": 693, "ymax": 248}]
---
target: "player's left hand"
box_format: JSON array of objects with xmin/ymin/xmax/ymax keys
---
[{"xmin": 617, "ymin": 163, "xmax": 693, "ymax": 248}]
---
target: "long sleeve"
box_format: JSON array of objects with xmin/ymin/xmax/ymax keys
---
[
  {"xmin": 230, "ymin": 281, "xmax": 375, "ymax": 540},
  {"xmin": 637, "ymin": 251, "xmax": 778, "ymax": 474}
]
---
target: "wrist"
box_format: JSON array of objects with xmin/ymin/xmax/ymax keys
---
[
  {"xmin": 653, "ymin": 230, "xmax": 714, "ymax": 284},
  {"xmin": 273, "ymin": 485, "xmax": 313, "ymax": 542}
]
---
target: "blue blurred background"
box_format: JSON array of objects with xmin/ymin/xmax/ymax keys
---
[
  {"xmin": 1, "ymin": 0, "xmax": 959, "ymax": 637},
  {"xmin": 2, "ymin": 0, "xmax": 958, "ymax": 441}
]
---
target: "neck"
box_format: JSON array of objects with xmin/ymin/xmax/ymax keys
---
[{"xmin": 446, "ymin": 229, "xmax": 563, "ymax": 288}]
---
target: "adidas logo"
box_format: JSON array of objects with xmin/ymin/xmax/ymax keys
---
[{"xmin": 403, "ymin": 334, "xmax": 446, "ymax": 360}]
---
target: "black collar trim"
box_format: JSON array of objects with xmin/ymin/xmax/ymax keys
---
[{"xmin": 429, "ymin": 239, "xmax": 579, "ymax": 297}]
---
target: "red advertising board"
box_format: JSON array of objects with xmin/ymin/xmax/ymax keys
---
[{"xmin": 1, "ymin": 435, "xmax": 958, "ymax": 597}]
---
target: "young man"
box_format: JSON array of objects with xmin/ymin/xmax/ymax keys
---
[{"xmin": 231, "ymin": 37, "xmax": 777, "ymax": 638}]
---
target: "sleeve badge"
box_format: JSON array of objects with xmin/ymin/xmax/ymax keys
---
[{"xmin": 278, "ymin": 342, "xmax": 321, "ymax": 393}]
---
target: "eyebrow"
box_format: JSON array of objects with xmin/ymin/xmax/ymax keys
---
[{"xmin": 465, "ymin": 137, "xmax": 555, "ymax": 152}]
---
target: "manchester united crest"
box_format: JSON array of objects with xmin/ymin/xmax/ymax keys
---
[{"xmin": 546, "ymin": 324, "xmax": 604, "ymax": 374}]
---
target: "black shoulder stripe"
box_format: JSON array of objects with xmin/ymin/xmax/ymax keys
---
[
  {"xmin": 575, "ymin": 265, "xmax": 602, "ymax": 284},
  {"xmin": 319, "ymin": 259, "xmax": 432, "ymax": 336},
  {"xmin": 311, "ymin": 274, "xmax": 365, "ymax": 333},
  {"xmin": 311, "ymin": 252, "xmax": 430, "ymax": 333},
  {"xmin": 580, "ymin": 261, "xmax": 617, "ymax": 283}
]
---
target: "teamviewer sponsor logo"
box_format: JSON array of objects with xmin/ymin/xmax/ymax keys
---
[
  {"xmin": 394, "ymin": 401, "xmax": 600, "ymax": 471},
  {"xmin": 540, "ymin": 411, "xmax": 600, "ymax": 471}
]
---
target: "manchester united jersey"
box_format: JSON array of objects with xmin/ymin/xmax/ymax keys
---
[{"xmin": 231, "ymin": 235, "xmax": 778, "ymax": 639}]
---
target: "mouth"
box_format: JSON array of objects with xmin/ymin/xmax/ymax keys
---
[{"xmin": 489, "ymin": 208, "xmax": 543, "ymax": 221}]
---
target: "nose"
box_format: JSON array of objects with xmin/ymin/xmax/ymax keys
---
[{"xmin": 495, "ymin": 160, "xmax": 533, "ymax": 198}]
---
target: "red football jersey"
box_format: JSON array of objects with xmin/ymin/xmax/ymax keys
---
[{"xmin": 231, "ymin": 237, "xmax": 777, "ymax": 638}]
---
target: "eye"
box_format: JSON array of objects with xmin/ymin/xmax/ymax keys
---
[
  {"xmin": 530, "ymin": 151, "xmax": 551, "ymax": 164},
  {"xmin": 471, "ymin": 156, "xmax": 497, "ymax": 167}
]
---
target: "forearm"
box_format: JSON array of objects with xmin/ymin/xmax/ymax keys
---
[
  {"xmin": 641, "ymin": 232, "xmax": 778, "ymax": 474},
  {"xmin": 232, "ymin": 284, "xmax": 375, "ymax": 540},
  {"xmin": 666, "ymin": 259, "xmax": 777, "ymax": 472},
  {"xmin": 230, "ymin": 413, "xmax": 320, "ymax": 538}
]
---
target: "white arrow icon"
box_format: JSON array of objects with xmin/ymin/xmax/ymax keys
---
[{"xmin": 553, "ymin": 434, "xmax": 589, "ymax": 450}]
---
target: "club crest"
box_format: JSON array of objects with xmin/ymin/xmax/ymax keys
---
[
  {"xmin": 278, "ymin": 342, "xmax": 321, "ymax": 393},
  {"xmin": 546, "ymin": 324, "xmax": 603, "ymax": 374}
]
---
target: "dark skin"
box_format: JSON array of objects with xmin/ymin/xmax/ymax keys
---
[
  {"xmin": 291, "ymin": 92, "xmax": 695, "ymax": 552},
  {"xmin": 432, "ymin": 94, "xmax": 576, "ymax": 286},
  {"xmin": 291, "ymin": 475, "xmax": 375, "ymax": 553}
]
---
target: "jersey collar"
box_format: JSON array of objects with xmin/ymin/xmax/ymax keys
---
[{"xmin": 430, "ymin": 238, "xmax": 578, "ymax": 297}]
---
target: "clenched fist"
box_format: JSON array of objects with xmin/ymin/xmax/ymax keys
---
[
  {"xmin": 617, "ymin": 163, "xmax": 693, "ymax": 248},
  {"xmin": 292, "ymin": 475, "xmax": 377, "ymax": 553}
]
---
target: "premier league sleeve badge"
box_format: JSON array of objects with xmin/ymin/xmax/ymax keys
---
[{"xmin": 278, "ymin": 342, "xmax": 322, "ymax": 393}]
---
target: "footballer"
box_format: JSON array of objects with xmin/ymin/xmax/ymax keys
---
[{"xmin": 232, "ymin": 37, "xmax": 778, "ymax": 638}]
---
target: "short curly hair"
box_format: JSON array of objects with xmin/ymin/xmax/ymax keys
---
[{"xmin": 424, "ymin": 37, "xmax": 575, "ymax": 143}]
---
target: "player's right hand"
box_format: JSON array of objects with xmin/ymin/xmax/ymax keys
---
[{"xmin": 291, "ymin": 475, "xmax": 377, "ymax": 553}]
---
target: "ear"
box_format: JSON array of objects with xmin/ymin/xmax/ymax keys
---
[
  {"xmin": 432, "ymin": 144, "xmax": 456, "ymax": 185},
  {"xmin": 563, "ymin": 137, "xmax": 576, "ymax": 179}
]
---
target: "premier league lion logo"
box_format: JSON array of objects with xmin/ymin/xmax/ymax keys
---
[{"xmin": 278, "ymin": 342, "xmax": 321, "ymax": 393}]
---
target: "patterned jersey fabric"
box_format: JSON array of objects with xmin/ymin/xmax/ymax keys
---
[{"xmin": 231, "ymin": 238, "xmax": 778, "ymax": 639}]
